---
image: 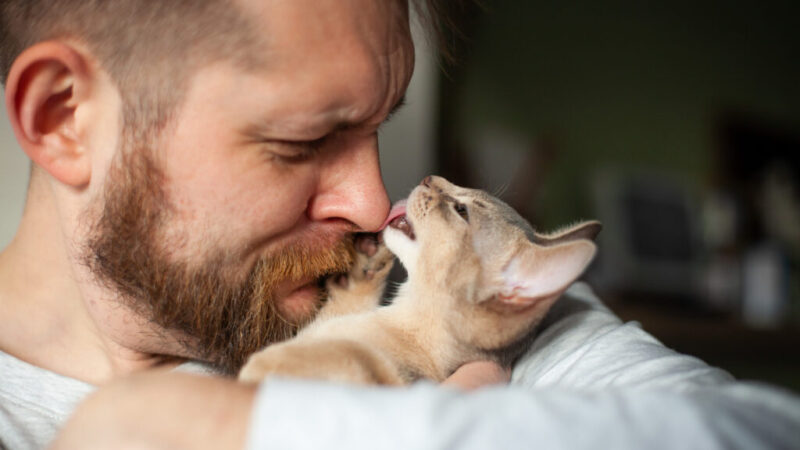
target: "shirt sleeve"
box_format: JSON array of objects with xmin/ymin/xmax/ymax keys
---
[
  {"xmin": 246, "ymin": 379, "xmax": 800, "ymax": 450},
  {"xmin": 244, "ymin": 283, "xmax": 800, "ymax": 449},
  {"xmin": 512, "ymin": 282, "xmax": 734, "ymax": 391}
]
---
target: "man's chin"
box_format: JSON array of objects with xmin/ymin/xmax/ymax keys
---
[{"xmin": 275, "ymin": 282, "xmax": 324, "ymax": 324}]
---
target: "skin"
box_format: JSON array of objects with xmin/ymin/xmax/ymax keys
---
[{"xmin": 0, "ymin": 0, "xmax": 509, "ymax": 447}]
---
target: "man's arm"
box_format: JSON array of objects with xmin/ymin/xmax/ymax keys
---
[
  {"xmin": 240, "ymin": 283, "xmax": 798, "ymax": 449},
  {"xmin": 50, "ymin": 372, "xmax": 256, "ymax": 450},
  {"xmin": 242, "ymin": 284, "xmax": 800, "ymax": 450},
  {"xmin": 246, "ymin": 377, "xmax": 800, "ymax": 450},
  {"xmin": 52, "ymin": 283, "xmax": 800, "ymax": 449},
  {"xmin": 511, "ymin": 282, "xmax": 734, "ymax": 390},
  {"xmin": 50, "ymin": 363, "xmax": 508, "ymax": 449}
]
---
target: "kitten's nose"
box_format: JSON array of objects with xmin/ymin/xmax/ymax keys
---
[{"xmin": 421, "ymin": 176, "xmax": 433, "ymax": 187}]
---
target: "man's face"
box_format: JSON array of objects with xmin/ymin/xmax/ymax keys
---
[{"xmin": 87, "ymin": 0, "xmax": 414, "ymax": 373}]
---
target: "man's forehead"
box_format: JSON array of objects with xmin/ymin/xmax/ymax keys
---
[
  {"xmin": 236, "ymin": 0, "xmax": 410, "ymax": 48},
  {"xmin": 221, "ymin": 0, "xmax": 414, "ymax": 138},
  {"xmin": 170, "ymin": 0, "xmax": 414, "ymax": 145}
]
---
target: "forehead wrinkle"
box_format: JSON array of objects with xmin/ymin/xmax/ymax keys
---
[
  {"xmin": 324, "ymin": 0, "xmax": 412, "ymax": 128},
  {"xmin": 250, "ymin": 49, "xmax": 412, "ymax": 139},
  {"xmin": 234, "ymin": 0, "xmax": 414, "ymax": 138}
]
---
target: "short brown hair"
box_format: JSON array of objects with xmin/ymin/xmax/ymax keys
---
[
  {"xmin": 0, "ymin": 0, "xmax": 460, "ymax": 140},
  {"xmin": 1, "ymin": 0, "xmax": 265, "ymax": 142}
]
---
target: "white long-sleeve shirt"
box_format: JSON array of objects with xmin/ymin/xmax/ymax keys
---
[
  {"xmin": 244, "ymin": 283, "xmax": 800, "ymax": 449},
  {"xmin": 2, "ymin": 283, "xmax": 798, "ymax": 449}
]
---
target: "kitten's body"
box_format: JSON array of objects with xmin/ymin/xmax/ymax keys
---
[{"xmin": 239, "ymin": 176, "xmax": 600, "ymax": 385}]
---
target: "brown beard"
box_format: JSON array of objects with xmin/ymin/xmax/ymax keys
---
[{"xmin": 84, "ymin": 147, "xmax": 355, "ymax": 375}]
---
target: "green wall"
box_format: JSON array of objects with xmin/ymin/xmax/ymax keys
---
[{"xmin": 456, "ymin": 0, "xmax": 800, "ymax": 228}]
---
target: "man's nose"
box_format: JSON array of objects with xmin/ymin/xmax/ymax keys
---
[{"xmin": 307, "ymin": 135, "xmax": 390, "ymax": 232}]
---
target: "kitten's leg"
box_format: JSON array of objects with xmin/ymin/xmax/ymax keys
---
[
  {"xmin": 239, "ymin": 338, "xmax": 404, "ymax": 385},
  {"xmin": 317, "ymin": 233, "xmax": 395, "ymax": 320}
]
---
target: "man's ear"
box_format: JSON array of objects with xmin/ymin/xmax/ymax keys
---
[
  {"xmin": 5, "ymin": 41, "xmax": 94, "ymax": 188},
  {"xmin": 493, "ymin": 239, "xmax": 596, "ymax": 307}
]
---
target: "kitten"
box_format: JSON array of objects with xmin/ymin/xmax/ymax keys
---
[{"xmin": 239, "ymin": 176, "xmax": 600, "ymax": 385}]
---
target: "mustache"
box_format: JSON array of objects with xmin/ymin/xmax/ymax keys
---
[
  {"xmin": 187, "ymin": 232, "xmax": 357, "ymax": 373},
  {"xmin": 83, "ymin": 142, "xmax": 362, "ymax": 375},
  {"xmin": 253, "ymin": 228, "xmax": 357, "ymax": 285}
]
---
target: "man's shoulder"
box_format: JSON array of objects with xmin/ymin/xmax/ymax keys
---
[
  {"xmin": 0, "ymin": 349, "xmax": 95, "ymax": 449},
  {"xmin": 512, "ymin": 283, "xmax": 734, "ymax": 390}
]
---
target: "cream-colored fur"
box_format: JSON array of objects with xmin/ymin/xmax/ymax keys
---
[{"xmin": 239, "ymin": 176, "xmax": 601, "ymax": 385}]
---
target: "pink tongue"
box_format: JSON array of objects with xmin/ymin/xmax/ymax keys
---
[{"xmin": 379, "ymin": 199, "xmax": 407, "ymax": 231}]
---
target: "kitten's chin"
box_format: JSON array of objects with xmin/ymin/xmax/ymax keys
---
[{"xmin": 382, "ymin": 227, "xmax": 419, "ymax": 273}]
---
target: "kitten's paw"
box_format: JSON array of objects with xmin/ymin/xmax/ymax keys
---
[
  {"xmin": 329, "ymin": 233, "xmax": 395, "ymax": 291},
  {"xmin": 319, "ymin": 233, "xmax": 395, "ymax": 318}
]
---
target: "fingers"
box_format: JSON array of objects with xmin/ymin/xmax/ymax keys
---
[{"xmin": 441, "ymin": 361, "xmax": 511, "ymax": 390}]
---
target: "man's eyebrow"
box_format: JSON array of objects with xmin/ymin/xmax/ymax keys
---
[
  {"xmin": 329, "ymin": 95, "xmax": 407, "ymax": 134},
  {"xmin": 248, "ymin": 95, "xmax": 409, "ymax": 140}
]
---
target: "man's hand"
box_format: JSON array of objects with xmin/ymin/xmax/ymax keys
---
[
  {"xmin": 442, "ymin": 361, "xmax": 511, "ymax": 390},
  {"xmin": 50, "ymin": 372, "xmax": 256, "ymax": 450}
]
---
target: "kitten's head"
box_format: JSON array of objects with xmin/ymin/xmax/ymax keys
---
[{"xmin": 383, "ymin": 176, "xmax": 600, "ymax": 358}]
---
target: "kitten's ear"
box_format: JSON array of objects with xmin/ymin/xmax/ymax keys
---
[
  {"xmin": 495, "ymin": 239, "xmax": 596, "ymax": 306},
  {"xmin": 534, "ymin": 220, "xmax": 602, "ymax": 246}
]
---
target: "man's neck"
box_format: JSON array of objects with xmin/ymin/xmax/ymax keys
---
[{"xmin": 0, "ymin": 180, "xmax": 185, "ymax": 385}]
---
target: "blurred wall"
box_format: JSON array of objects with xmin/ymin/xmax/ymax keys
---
[
  {"xmin": 455, "ymin": 0, "xmax": 800, "ymax": 229},
  {"xmin": 378, "ymin": 16, "xmax": 437, "ymax": 202},
  {"xmin": 0, "ymin": 94, "xmax": 28, "ymax": 250}
]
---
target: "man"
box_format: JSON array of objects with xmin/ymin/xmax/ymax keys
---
[
  {"xmin": 0, "ymin": 0, "xmax": 509, "ymax": 446},
  {"xmin": 0, "ymin": 0, "xmax": 416, "ymax": 379},
  {"xmin": 1, "ymin": 0, "xmax": 799, "ymax": 449}
]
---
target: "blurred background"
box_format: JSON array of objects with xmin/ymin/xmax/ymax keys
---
[
  {"xmin": 411, "ymin": 0, "xmax": 800, "ymax": 391},
  {"xmin": 1, "ymin": 0, "xmax": 797, "ymax": 390}
]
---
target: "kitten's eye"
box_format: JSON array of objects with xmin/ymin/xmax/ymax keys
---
[{"xmin": 453, "ymin": 202, "xmax": 469, "ymax": 222}]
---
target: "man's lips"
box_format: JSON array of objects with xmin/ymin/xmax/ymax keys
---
[
  {"xmin": 276, "ymin": 275, "xmax": 317, "ymax": 298},
  {"xmin": 275, "ymin": 280, "xmax": 321, "ymax": 323}
]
